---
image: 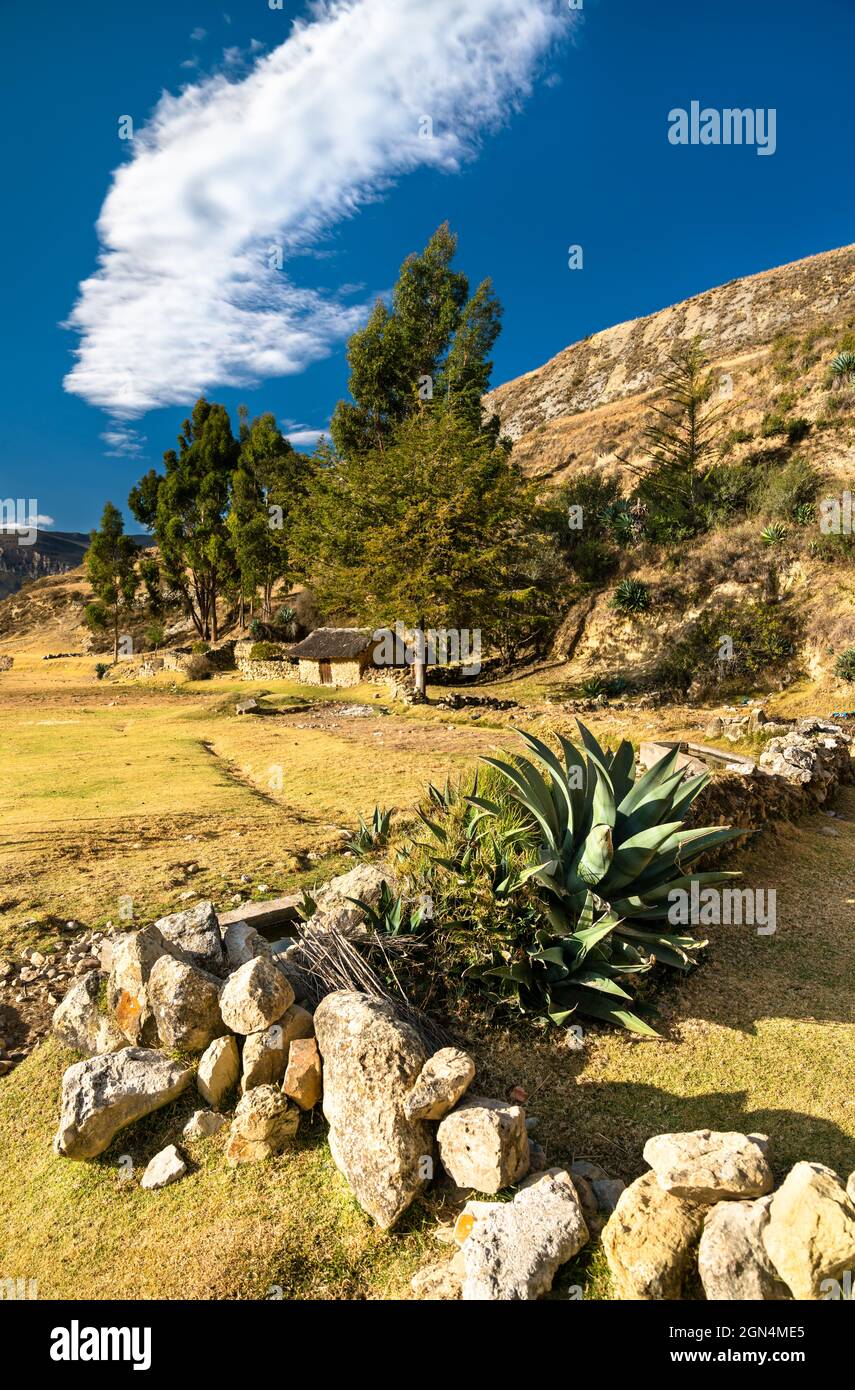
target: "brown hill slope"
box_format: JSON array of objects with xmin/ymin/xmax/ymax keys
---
[{"xmin": 484, "ymin": 243, "xmax": 855, "ymax": 486}]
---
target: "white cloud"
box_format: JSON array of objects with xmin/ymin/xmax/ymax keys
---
[
  {"xmin": 190, "ymin": 27, "xmax": 207, "ymax": 41},
  {"xmin": 100, "ymin": 425, "xmax": 148, "ymax": 458},
  {"xmin": 0, "ymin": 514, "xmax": 54, "ymax": 531},
  {"xmin": 64, "ymin": 0, "xmax": 568, "ymax": 419}
]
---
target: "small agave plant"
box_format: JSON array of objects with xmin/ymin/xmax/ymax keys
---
[{"xmin": 468, "ymin": 725, "xmax": 743, "ymax": 1033}]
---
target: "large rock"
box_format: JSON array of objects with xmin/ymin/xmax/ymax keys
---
[
  {"xmin": 759, "ymin": 720, "xmax": 853, "ymax": 788},
  {"xmin": 52, "ymin": 970, "xmax": 126, "ymax": 1055},
  {"xmin": 283, "ymin": 1037, "xmax": 322, "ymax": 1110},
  {"xmin": 155, "ymin": 900, "xmax": 223, "ymax": 974},
  {"xmin": 219, "ymin": 956, "xmax": 293, "ymax": 1035},
  {"xmin": 147, "ymin": 955, "xmax": 224, "ymax": 1052},
  {"xmin": 222, "ymin": 920, "xmax": 272, "ymax": 971},
  {"xmin": 699, "ymin": 1197, "xmax": 791, "ymax": 1300},
  {"xmin": 197, "ymin": 1034, "xmax": 239, "ymax": 1109},
  {"xmin": 140, "ymin": 1143, "xmax": 187, "ymax": 1190},
  {"xmin": 601, "ymin": 1171, "xmax": 705, "ymax": 1299},
  {"xmin": 305, "ymin": 863, "xmax": 397, "ymax": 934},
  {"xmin": 461, "ymin": 1169, "xmax": 589, "ymax": 1300},
  {"xmin": 225, "ymin": 1084, "xmax": 300, "ymax": 1164},
  {"xmin": 436, "ymin": 1096, "xmax": 530, "ymax": 1193},
  {"xmin": 643, "ymin": 1130, "xmax": 773, "ymax": 1202},
  {"xmin": 107, "ymin": 925, "xmax": 178, "ymax": 1045},
  {"xmin": 241, "ymin": 1003, "xmax": 316, "ymax": 1090},
  {"xmin": 762, "ymin": 1162, "xmax": 855, "ymax": 1300},
  {"xmin": 404, "ymin": 1047, "xmax": 475, "ymax": 1121},
  {"xmin": 313, "ymin": 990, "xmax": 433, "ymax": 1228},
  {"xmin": 54, "ymin": 1048, "xmax": 193, "ymax": 1160}
]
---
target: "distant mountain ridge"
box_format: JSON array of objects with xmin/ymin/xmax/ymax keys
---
[{"xmin": 0, "ymin": 530, "xmax": 151, "ymax": 600}]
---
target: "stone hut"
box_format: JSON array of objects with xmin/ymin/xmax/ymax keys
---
[{"xmin": 289, "ymin": 627, "xmax": 375, "ymax": 688}]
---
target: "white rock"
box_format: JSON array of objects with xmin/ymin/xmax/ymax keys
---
[
  {"xmin": 404, "ymin": 1047, "xmax": 475, "ymax": 1121},
  {"xmin": 182, "ymin": 1109, "xmax": 227, "ymax": 1140},
  {"xmin": 461, "ymin": 1169, "xmax": 589, "ymax": 1300},
  {"xmin": 197, "ymin": 1034, "xmax": 240, "ymax": 1109},
  {"xmin": 140, "ymin": 1143, "xmax": 187, "ymax": 1190},
  {"xmin": 437, "ymin": 1096, "xmax": 530, "ymax": 1193},
  {"xmin": 155, "ymin": 900, "xmax": 223, "ymax": 974},
  {"xmin": 643, "ymin": 1130, "xmax": 773, "ymax": 1202},
  {"xmin": 52, "ymin": 970, "xmax": 126, "ymax": 1055},
  {"xmin": 219, "ymin": 956, "xmax": 294, "ymax": 1035},
  {"xmin": 54, "ymin": 1048, "xmax": 193, "ymax": 1160},
  {"xmin": 222, "ymin": 920, "xmax": 272, "ymax": 971},
  {"xmin": 147, "ymin": 955, "xmax": 224, "ymax": 1052},
  {"xmin": 699, "ymin": 1197, "xmax": 791, "ymax": 1300}
]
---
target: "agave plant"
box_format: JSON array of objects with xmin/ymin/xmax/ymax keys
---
[
  {"xmin": 349, "ymin": 804, "xmax": 393, "ymax": 857},
  {"xmin": 610, "ymin": 577, "xmax": 652, "ymax": 615},
  {"xmin": 830, "ymin": 350, "xmax": 855, "ymax": 386},
  {"xmin": 465, "ymin": 725, "xmax": 743, "ymax": 1031},
  {"xmin": 760, "ymin": 521, "xmax": 788, "ymax": 546}
]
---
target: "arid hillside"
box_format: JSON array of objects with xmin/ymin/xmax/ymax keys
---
[{"xmin": 484, "ymin": 243, "xmax": 855, "ymax": 487}]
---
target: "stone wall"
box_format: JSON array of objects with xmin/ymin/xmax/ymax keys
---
[
  {"xmin": 237, "ymin": 659, "xmax": 296, "ymax": 680},
  {"xmin": 296, "ymin": 658, "xmax": 365, "ymax": 688}
]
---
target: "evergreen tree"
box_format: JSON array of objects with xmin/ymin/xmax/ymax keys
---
[
  {"xmin": 635, "ymin": 337, "xmax": 727, "ymax": 529},
  {"xmin": 84, "ymin": 502, "xmax": 138, "ymax": 662},
  {"xmin": 330, "ymin": 223, "xmax": 502, "ymax": 456},
  {"xmin": 227, "ymin": 412, "xmax": 303, "ymax": 623},
  {"xmin": 293, "ymin": 409, "xmax": 552, "ymax": 690},
  {"xmin": 129, "ymin": 398, "xmax": 238, "ymax": 641}
]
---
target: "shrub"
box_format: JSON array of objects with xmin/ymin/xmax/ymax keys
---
[
  {"xmin": 399, "ymin": 730, "xmax": 741, "ymax": 1034},
  {"xmin": 653, "ymin": 600, "xmax": 797, "ymax": 692},
  {"xmin": 834, "ymin": 649, "xmax": 855, "ymax": 682},
  {"xmin": 249, "ymin": 641, "xmax": 285, "ymax": 661},
  {"xmin": 610, "ymin": 577, "xmax": 652, "ymax": 614},
  {"xmin": 750, "ymin": 455, "xmax": 821, "ymax": 521},
  {"xmin": 94, "ymin": 662, "xmax": 110, "ymax": 680},
  {"xmin": 191, "ymin": 639, "xmax": 210, "ymax": 654},
  {"xmin": 83, "ymin": 601, "xmax": 108, "ymax": 633},
  {"xmin": 146, "ymin": 621, "xmax": 165, "ymax": 649}
]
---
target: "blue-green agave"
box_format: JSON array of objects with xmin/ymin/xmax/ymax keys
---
[{"xmin": 468, "ymin": 724, "xmax": 744, "ymax": 1033}]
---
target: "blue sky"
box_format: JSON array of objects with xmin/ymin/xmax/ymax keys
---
[{"xmin": 2, "ymin": 0, "xmax": 854, "ymax": 532}]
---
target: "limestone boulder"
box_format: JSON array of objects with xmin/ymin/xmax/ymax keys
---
[
  {"xmin": 155, "ymin": 900, "xmax": 223, "ymax": 974},
  {"xmin": 436, "ymin": 1096, "xmax": 530, "ymax": 1193},
  {"xmin": 305, "ymin": 863, "xmax": 397, "ymax": 935},
  {"xmin": 107, "ymin": 924, "xmax": 179, "ymax": 1045},
  {"xmin": 225, "ymin": 1084, "xmax": 300, "ymax": 1164},
  {"xmin": 219, "ymin": 956, "xmax": 293, "ymax": 1035},
  {"xmin": 404, "ymin": 1047, "xmax": 475, "ymax": 1121},
  {"xmin": 241, "ymin": 1023, "xmax": 288, "ymax": 1092},
  {"xmin": 52, "ymin": 970, "xmax": 125, "ymax": 1055},
  {"xmin": 699, "ymin": 1197, "xmax": 791, "ymax": 1300},
  {"xmin": 140, "ymin": 1144, "xmax": 187, "ymax": 1190},
  {"xmin": 182, "ymin": 1109, "xmax": 227, "ymax": 1140},
  {"xmin": 313, "ymin": 990, "xmax": 433, "ymax": 1228},
  {"xmin": 643, "ymin": 1130, "xmax": 774, "ymax": 1202},
  {"xmin": 461, "ymin": 1169, "xmax": 589, "ymax": 1300},
  {"xmin": 601, "ymin": 1171, "xmax": 705, "ymax": 1299},
  {"xmin": 54, "ymin": 1047, "xmax": 193, "ymax": 1160},
  {"xmin": 222, "ymin": 920, "xmax": 272, "ymax": 971},
  {"xmin": 197, "ymin": 1034, "xmax": 239, "ymax": 1109},
  {"xmin": 282, "ymin": 1037, "xmax": 322, "ymax": 1110},
  {"xmin": 146, "ymin": 955, "xmax": 224, "ymax": 1053},
  {"xmin": 762, "ymin": 1162, "xmax": 855, "ymax": 1300}
]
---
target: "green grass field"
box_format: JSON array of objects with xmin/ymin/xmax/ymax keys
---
[{"xmin": 0, "ymin": 656, "xmax": 852, "ymax": 1298}]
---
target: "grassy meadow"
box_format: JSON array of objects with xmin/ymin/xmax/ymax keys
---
[{"xmin": 0, "ymin": 652, "xmax": 853, "ymax": 1298}]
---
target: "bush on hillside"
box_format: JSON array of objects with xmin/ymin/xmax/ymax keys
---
[
  {"xmin": 652, "ymin": 600, "xmax": 797, "ymax": 692},
  {"xmin": 834, "ymin": 649, "xmax": 855, "ymax": 683}
]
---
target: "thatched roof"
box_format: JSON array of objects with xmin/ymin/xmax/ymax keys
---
[{"xmin": 289, "ymin": 627, "xmax": 374, "ymax": 661}]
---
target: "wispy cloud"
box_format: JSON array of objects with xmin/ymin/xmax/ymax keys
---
[
  {"xmin": 282, "ymin": 417, "xmax": 327, "ymax": 449},
  {"xmin": 100, "ymin": 425, "xmax": 148, "ymax": 458},
  {"xmin": 64, "ymin": 0, "xmax": 568, "ymax": 419}
]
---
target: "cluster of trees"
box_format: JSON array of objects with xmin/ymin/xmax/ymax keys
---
[
  {"xmin": 86, "ymin": 224, "xmax": 565, "ymax": 677},
  {"xmin": 86, "ymin": 228, "xmax": 746, "ymax": 676}
]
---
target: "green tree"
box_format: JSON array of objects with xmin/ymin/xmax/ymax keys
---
[
  {"xmin": 293, "ymin": 409, "xmax": 553, "ymax": 691},
  {"xmin": 84, "ymin": 502, "xmax": 138, "ymax": 662},
  {"xmin": 329, "ymin": 223, "xmax": 502, "ymax": 457},
  {"xmin": 228, "ymin": 412, "xmax": 304, "ymax": 624},
  {"xmin": 635, "ymin": 338, "xmax": 727, "ymax": 530},
  {"xmin": 129, "ymin": 398, "xmax": 238, "ymax": 641}
]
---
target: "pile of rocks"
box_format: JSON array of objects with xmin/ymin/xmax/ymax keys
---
[
  {"xmin": 705, "ymin": 706, "xmax": 793, "ymax": 741},
  {"xmin": 51, "ymin": 901, "xmax": 323, "ymax": 1174},
  {"xmin": 758, "ymin": 716, "xmax": 854, "ymax": 787},
  {"xmin": 602, "ymin": 1129, "xmax": 855, "ymax": 1301},
  {"xmin": 0, "ymin": 927, "xmax": 106, "ymax": 1075}
]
